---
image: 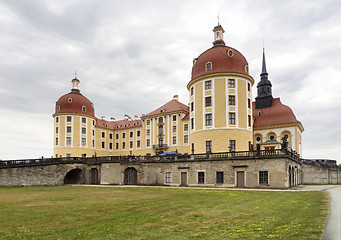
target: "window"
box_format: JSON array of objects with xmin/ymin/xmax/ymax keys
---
[
  {"xmin": 158, "ymin": 117, "xmax": 163, "ymax": 124},
  {"xmin": 248, "ymin": 99, "xmax": 251, "ymax": 109},
  {"xmin": 122, "ymin": 133, "xmax": 126, "ymax": 139},
  {"xmin": 259, "ymin": 171, "xmax": 269, "ymax": 185},
  {"xmin": 184, "ymin": 135, "xmax": 188, "ymax": 143},
  {"xmin": 116, "ymin": 134, "xmax": 119, "ymax": 140},
  {"xmin": 81, "ymin": 127, "xmax": 86, "ymax": 134},
  {"xmin": 229, "ymin": 95, "xmax": 235, "ymax": 105},
  {"xmin": 109, "ymin": 142, "xmax": 113, "ymax": 149},
  {"xmin": 165, "ymin": 172, "xmax": 172, "ymax": 183},
  {"xmin": 66, "ymin": 153, "xmax": 71, "ymax": 158},
  {"xmin": 256, "ymin": 136, "xmax": 261, "ymax": 142},
  {"xmin": 82, "ymin": 106, "xmax": 86, "ymax": 112},
  {"xmin": 198, "ymin": 172, "xmax": 205, "ymax": 184},
  {"xmin": 67, "ymin": 116, "xmax": 72, "ymax": 122},
  {"xmin": 92, "ymin": 140, "xmax": 95, "ymax": 148},
  {"xmin": 102, "ymin": 132, "xmax": 105, "ymax": 138},
  {"xmin": 147, "ymin": 129, "xmax": 150, "ymax": 136},
  {"xmin": 137, "ymin": 140, "xmax": 141, "ymax": 148},
  {"xmin": 205, "ymin": 114, "xmax": 212, "ymax": 126},
  {"xmin": 67, "ymin": 126, "xmax": 72, "ymax": 133},
  {"xmin": 82, "ymin": 138, "xmax": 86, "ymax": 146},
  {"xmin": 205, "ymin": 80, "xmax": 212, "ymax": 90},
  {"xmin": 130, "ymin": 132, "xmax": 133, "ymax": 138},
  {"xmin": 173, "ymin": 115, "xmax": 177, "ymax": 121},
  {"xmin": 92, "ymin": 130, "xmax": 95, "ymax": 136},
  {"xmin": 116, "ymin": 143, "xmax": 119, "ymax": 150},
  {"xmin": 82, "ymin": 117, "xmax": 86, "ymax": 123},
  {"xmin": 248, "ymin": 83, "xmax": 251, "ymax": 92},
  {"xmin": 66, "ymin": 137, "xmax": 71, "ymax": 145},
  {"xmin": 56, "ymin": 127, "xmax": 58, "ymax": 134},
  {"xmin": 228, "ymin": 79, "xmax": 235, "ymax": 88},
  {"xmin": 147, "ymin": 119, "xmax": 150, "ymax": 125},
  {"xmin": 130, "ymin": 141, "xmax": 133, "ymax": 149},
  {"xmin": 56, "ymin": 117, "xmax": 59, "ymax": 123},
  {"xmin": 68, "ymin": 98, "xmax": 72, "ymax": 103},
  {"xmin": 93, "ymin": 120, "xmax": 95, "ymax": 125},
  {"xmin": 55, "ymin": 137, "xmax": 58, "ymax": 145},
  {"xmin": 108, "ymin": 133, "xmax": 112, "ymax": 139},
  {"xmin": 206, "ymin": 140, "xmax": 212, "ymax": 152},
  {"xmin": 191, "ymin": 102, "xmax": 194, "ymax": 112},
  {"xmin": 216, "ymin": 172, "xmax": 224, "ymax": 184},
  {"xmin": 137, "ymin": 131, "xmax": 141, "ymax": 137},
  {"xmin": 190, "ymin": 87, "xmax": 194, "ymax": 96},
  {"xmin": 159, "ymin": 125, "xmax": 163, "ymax": 135},
  {"xmin": 147, "ymin": 139, "xmax": 150, "ymax": 147},
  {"xmin": 248, "ymin": 115, "xmax": 251, "ymax": 127},
  {"xmin": 229, "ymin": 113, "xmax": 236, "ymax": 125},
  {"xmin": 205, "ymin": 62, "xmax": 212, "ymax": 72},
  {"xmin": 205, "ymin": 96, "xmax": 212, "ymax": 107},
  {"xmin": 229, "ymin": 140, "xmax": 236, "ymax": 150},
  {"xmin": 184, "ymin": 124, "xmax": 188, "ymax": 131},
  {"xmin": 173, "ymin": 126, "xmax": 176, "ymax": 133},
  {"xmin": 270, "ymin": 135, "xmax": 275, "ymax": 141},
  {"xmin": 191, "ymin": 118, "xmax": 194, "ymax": 130},
  {"xmin": 173, "ymin": 136, "xmax": 176, "ymax": 144},
  {"xmin": 102, "ymin": 141, "xmax": 105, "ymax": 149},
  {"xmin": 227, "ymin": 49, "xmax": 233, "ymax": 57},
  {"xmin": 122, "ymin": 142, "xmax": 126, "ymax": 149}
]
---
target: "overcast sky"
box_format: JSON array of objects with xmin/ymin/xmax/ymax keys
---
[{"xmin": 0, "ymin": 0, "xmax": 340, "ymax": 162}]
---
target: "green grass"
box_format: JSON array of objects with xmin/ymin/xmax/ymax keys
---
[{"xmin": 0, "ymin": 186, "xmax": 328, "ymax": 240}]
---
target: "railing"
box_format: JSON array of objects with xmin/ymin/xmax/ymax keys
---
[
  {"xmin": 0, "ymin": 148, "xmax": 301, "ymax": 169},
  {"xmin": 152, "ymin": 144, "xmax": 168, "ymax": 149}
]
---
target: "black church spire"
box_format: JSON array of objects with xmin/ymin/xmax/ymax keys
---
[{"xmin": 255, "ymin": 49, "xmax": 273, "ymax": 109}]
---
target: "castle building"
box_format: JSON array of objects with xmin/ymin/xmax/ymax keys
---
[{"xmin": 53, "ymin": 24, "xmax": 303, "ymax": 159}]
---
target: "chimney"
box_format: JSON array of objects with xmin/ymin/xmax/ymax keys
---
[
  {"xmin": 173, "ymin": 95, "xmax": 179, "ymax": 101},
  {"xmin": 134, "ymin": 115, "xmax": 139, "ymax": 120}
]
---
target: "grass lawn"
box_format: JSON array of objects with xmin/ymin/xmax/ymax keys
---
[{"xmin": 0, "ymin": 186, "xmax": 328, "ymax": 240}]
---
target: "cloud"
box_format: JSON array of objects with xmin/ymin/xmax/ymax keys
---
[{"xmin": 0, "ymin": 0, "xmax": 340, "ymax": 162}]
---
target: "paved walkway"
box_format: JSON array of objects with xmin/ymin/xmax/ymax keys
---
[{"xmin": 322, "ymin": 186, "xmax": 341, "ymax": 240}]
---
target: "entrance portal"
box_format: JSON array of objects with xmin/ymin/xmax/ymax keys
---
[
  {"xmin": 64, "ymin": 168, "xmax": 82, "ymax": 184},
  {"xmin": 124, "ymin": 168, "xmax": 138, "ymax": 185},
  {"xmin": 236, "ymin": 171, "xmax": 245, "ymax": 188},
  {"xmin": 90, "ymin": 168, "xmax": 99, "ymax": 184},
  {"xmin": 180, "ymin": 172, "xmax": 188, "ymax": 186}
]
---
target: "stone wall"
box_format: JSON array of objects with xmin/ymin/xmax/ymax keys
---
[{"xmin": 302, "ymin": 163, "xmax": 341, "ymax": 184}]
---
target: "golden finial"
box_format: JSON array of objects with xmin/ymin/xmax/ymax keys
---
[
  {"xmin": 217, "ymin": 12, "xmax": 220, "ymax": 25},
  {"xmin": 74, "ymin": 70, "xmax": 77, "ymax": 79}
]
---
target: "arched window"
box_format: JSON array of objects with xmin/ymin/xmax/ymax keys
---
[{"xmin": 82, "ymin": 106, "xmax": 86, "ymax": 112}]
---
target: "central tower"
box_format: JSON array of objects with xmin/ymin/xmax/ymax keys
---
[{"xmin": 187, "ymin": 24, "xmax": 254, "ymax": 153}]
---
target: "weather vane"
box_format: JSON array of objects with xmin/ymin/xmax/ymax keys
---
[
  {"xmin": 217, "ymin": 12, "xmax": 220, "ymax": 25},
  {"xmin": 74, "ymin": 70, "xmax": 77, "ymax": 79}
]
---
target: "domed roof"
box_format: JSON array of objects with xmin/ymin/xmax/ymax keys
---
[
  {"xmin": 252, "ymin": 98, "xmax": 303, "ymax": 131},
  {"xmin": 191, "ymin": 45, "xmax": 249, "ymax": 80},
  {"xmin": 55, "ymin": 92, "xmax": 94, "ymax": 116}
]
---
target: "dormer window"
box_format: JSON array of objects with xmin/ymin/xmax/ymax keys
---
[
  {"xmin": 227, "ymin": 49, "xmax": 233, "ymax": 57},
  {"xmin": 56, "ymin": 105, "xmax": 60, "ymax": 112},
  {"xmin": 68, "ymin": 98, "xmax": 72, "ymax": 103},
  {"xmin": 82, "ymin": 106, "xmax": 86, "ymax": 112},
  {"xmin": 205, "ymin": 62, "xmax": 212, "ymax": 72}
]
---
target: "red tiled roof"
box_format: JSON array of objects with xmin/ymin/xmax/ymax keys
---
[
  {"xmin": 252, "ymin": 98, "xmax": 303, "ymax": 129},
  {"xmin": 96, "ymin": 118, "xmax": 142, "ymax": 130},
  {"xmin": 55, "ymin": 92, "xmax": 94, "ymax": 116},
  {"xmin": 191, "ymin": 45, "xmax": 249, "ymax": 80},
  {"xmin": 143, "ymin": 99, "xmax": 189, "ymax": 117}
]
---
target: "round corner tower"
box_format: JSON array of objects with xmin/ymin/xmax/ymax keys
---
[{"xmin": 187, "ymin": 24, "xmax": 254, "ymax": 153}]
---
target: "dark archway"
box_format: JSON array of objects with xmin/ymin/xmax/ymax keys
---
[
  {"xmin": 90, "ymin": 168, "xmax": 99, "ymax": 184},
  {"xmin": 124, "ymin": 167, "xmax": 138, "ymax": 185},
  {"xmin": 64, "ymin": 168, "xmax": 82, "ymax": 184}
]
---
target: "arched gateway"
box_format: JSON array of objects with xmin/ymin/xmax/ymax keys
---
[
  {"xmin": 124, "ymin": 167, "xmax": 138, "ymax": 185},
  {"xmin": 64, "ymin": 168, "xmax": 82, "ymax": 184}
]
